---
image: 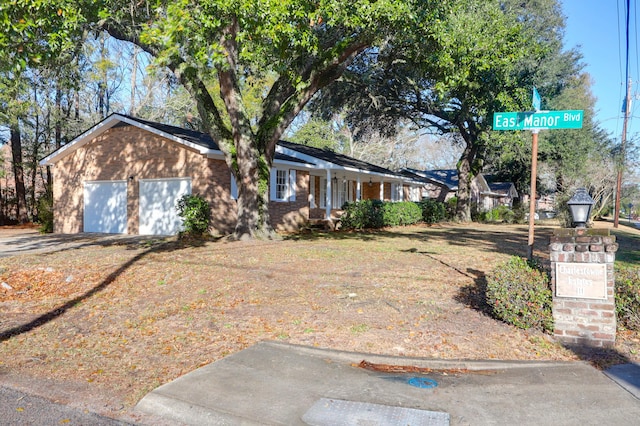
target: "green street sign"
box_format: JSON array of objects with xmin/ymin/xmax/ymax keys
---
[{"xmin": 493, "ymin": 110, "xmax": 584, "ymax": 131}]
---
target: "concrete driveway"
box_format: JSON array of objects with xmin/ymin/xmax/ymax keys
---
[{"xmin": 0, "ymin": 227, "xmax": 164, "ymax": 258}]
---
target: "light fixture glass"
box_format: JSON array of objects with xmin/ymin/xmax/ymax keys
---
[{"xmin": 567, "ymin": 188, "xmax": 595, "ymax": 228}]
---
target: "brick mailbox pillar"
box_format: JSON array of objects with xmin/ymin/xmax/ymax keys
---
[{"xmin": 549, "ymin": 228, "xmax": 618, "ymax": 348}]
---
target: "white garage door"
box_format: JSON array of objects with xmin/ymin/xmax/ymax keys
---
[
  {"xmin": 139, "ymin": 178, "xmax": 192, "ymax": 235},
  {"xmin": 83, "ymin": 181, "xmax": 128, "ymax": 233}
]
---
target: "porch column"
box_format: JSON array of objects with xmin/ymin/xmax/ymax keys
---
[
  {"xmin": 379, "ymin": 178, "xmax": 384, "ymax": 201},
  {"xmin": 356, "ymin": 176, "xmax": 362, "ymax": 201},
  {"xmin": 325, "ymin": 169, "xmax": 332, "ymax": 220}
]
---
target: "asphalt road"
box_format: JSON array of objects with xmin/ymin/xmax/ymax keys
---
[{"xmin": 0, "ymin": 385, "xmax": 131, "ymax": 425}]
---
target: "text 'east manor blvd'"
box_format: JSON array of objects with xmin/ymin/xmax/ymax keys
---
[{"xmin": 493, "ymin": 110, "xmax": 584, "ymax": 131}]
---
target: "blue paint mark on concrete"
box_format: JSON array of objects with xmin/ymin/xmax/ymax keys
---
[{"xmin": 407, "ymin": 377, "xmax": 438, "ymax": 389}]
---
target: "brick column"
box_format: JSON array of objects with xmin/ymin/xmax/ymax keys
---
[{"xmin": 549, "ymin": 228, "xmax": 618, "ymax": 348}]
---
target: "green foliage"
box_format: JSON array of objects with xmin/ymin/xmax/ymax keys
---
[
  {"xmin": 478, "ymin": 205, "xmax": 515, "ymax": 224},
  {"xmin": 340, "ymin": 200, "xmax": 384, "ymax": 230},
  {"xmin": 176, "ymin": 194, "xmax": 211, "ymax": 236},
  {"xmin": 446, "ymin": 197, "xmax": 458, "ymax": 220},
  {"xmin": 36, "ymin": 193, "xmax": 54, "ymax": 234},
  {"xmin": 340, "ymin": 200, "xmax": 422, "ymax": 230},
  {"xmin": 288, "ymin": 118, "xmax": 345, "ymax": 151},
  {"xmin": 381, "ymin": 202, "xmax": 423, "ymax": 227},
  {"xmin": 615, "ymin": 266, "xmax": 640, "ymax": 331},
  {"xmin": 417, "ymin": 199, "xmax": 446, "ymax": 224},
  {"xmin": 486, "ymin": 256, "xmax": 554, "ymax": 332}
]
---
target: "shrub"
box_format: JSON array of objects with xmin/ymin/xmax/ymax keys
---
[
  {"xmin": 382, "ymin": 202, "xmax": 423, "ymax": 227},
  {"xmin": 512, "ymin": 205, "xmax": 527, "ymax": 224},
  {"xmin": 479, "ymin": 205, "xmax": 515, "ymax": 224},
  {"xmin": 445, "ymin": 196, "xmax": 457, "ymax": 219},
  {"xmin": 340, "ymin": 200, "xmax": 383, "ymax": 230},
  {"xmin": 36, "ymin": 193, "xmax": 54, "ymax": 234},
  {"xmin": 486, "ymin": 256, "xmax": 553, "ymax": 332},
  {"xmin": 417, "ymin": 199, "xmax": 446, "ymax": 224},
  {"xmin": 615, "ymin": 266, "xmax": 640, "ymax": 331},
  {"xmin": 176, "ymin": 194, "xmax": 211, "ymax": 236},
  {"xmin": 340, "ymin": 200, "xmax": 422, "ymax": 230}
]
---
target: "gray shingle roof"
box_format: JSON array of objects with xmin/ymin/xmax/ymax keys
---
[
  {"xmin": 277, "ymin": 140, "xmax": 398, "ymax": 175},
  {"xmin": 118, "ymin": 115, "xmax": 310, "ymax": 165},
  {"xmin": 403, "ymin": 168, "xmax": 458, "ymax": 189}
]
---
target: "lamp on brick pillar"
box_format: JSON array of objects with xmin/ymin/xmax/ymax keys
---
[{"xmin": 567, "ymin": 187, "xmax": 595, "ymax": 228}]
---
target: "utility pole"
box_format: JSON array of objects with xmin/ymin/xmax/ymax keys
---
[
  {"xmin": 614, "ymin": 78, "xmax": 631, "ymax": 228},
  {"xmin": 615, "ymin": 0, "xmax": 631, "ymax": 228}
]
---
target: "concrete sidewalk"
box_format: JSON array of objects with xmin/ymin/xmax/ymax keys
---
[{"xmin": 135, "ymin": 341, "xmax": 640, "ymax": 425}]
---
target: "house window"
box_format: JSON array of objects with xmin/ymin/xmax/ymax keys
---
[
  {"xmin": 309, "ymin": 177, "xmax": 317, "ymax": 208},
  {"xmin": 391, "ymin": 183, "xmax": 403, "ymax": 202},
  {"xmin": 276, "ymin": 170, "xmax": 288, "ymax": 200},
  {"xmin": 230, "ymin": 173, "xmax": 238, "ymax": 200},
  {"xmin": 319, "ymin": 178, "xmax": 327, "ymax": 208},
  {"xmin": 336, "ymin": 179, "xmax": 347, "ymax": 208},
  {"xmin": 270, "ymin": 169, "xmax": 297, "ymax": 202}
]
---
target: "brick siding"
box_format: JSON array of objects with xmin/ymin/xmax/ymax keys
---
[{"xmin": 52, "ymin": 125, "xmax": 307, "ymax": 235}]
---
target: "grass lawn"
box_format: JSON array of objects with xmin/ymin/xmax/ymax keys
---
[{"xmin": 0, "ymin": 221, "xmax": 638, "ymax": 420}]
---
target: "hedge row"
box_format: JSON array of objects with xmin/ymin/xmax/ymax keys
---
[{"xmin": 339, "ymin": 200, "xmax": 448, "ymax": 230}]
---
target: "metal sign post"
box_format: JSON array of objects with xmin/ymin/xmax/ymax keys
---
[
  {"xmin": 527, "ymin": 130, "xmax": 539, "ymax": 260},
  {"xmin": 494, "ymin": 90, "xmax": 583, "ymax": 260}
]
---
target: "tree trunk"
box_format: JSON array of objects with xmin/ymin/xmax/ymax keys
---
[
  {"xmin": 455, "ymin": 135, "xmax": 483, "ymax": 222},
  {"xmin": 232, "ymin": 135, "xmax": 275, "ymax": 240},
  {"xmin": 456, "ymin": 156, "xmax": 473, "ymax": 222},
  {"xmin": 10, "ymin": 124, "xmax": 28, "ymax": 223}
]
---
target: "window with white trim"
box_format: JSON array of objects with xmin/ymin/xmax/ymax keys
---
[
  {"xmin": 309, "ymin": 177, "xmax": 317, "ymax": 208},
  {"xmin": 336, "ymin": 179, "xmax": 347, "ymax": 208},
  {"xmin": 276, "ymin": 170, "xmax": 288, "ymax": 200},
  {"xmin": 230, "ymin": 173, "xmax": 238, "ymax": 200},
  {"xmin": 270, "ymin": 168, "xmax": 297, "ymax": 202},
  {"xmin": 391, "ymin": 183, "xmax": 403, "ymax": 202},
  {"xmin": 319, "ymin": 178, "xmax": 327, "ymax": 208}
]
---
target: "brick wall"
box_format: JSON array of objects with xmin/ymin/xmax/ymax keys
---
[
  {"xmin": 52, "ymin": 124, "xmax": 308, "ymax": 235},
  {"xmin": 269, "ymin": 170, "xmax": 309, "ymax": 232},
  {"xmin": 549, "ymin": 228, "xmax": 618, "ymax": 348}
]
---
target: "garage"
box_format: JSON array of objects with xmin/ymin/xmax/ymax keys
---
[
  {"xmin": 83, "ymin": 181, "xmax": 128, "ymax": 233},
  {"xmin": 139, "ymin": 178, "xmax": 192, "ymax": 235}
]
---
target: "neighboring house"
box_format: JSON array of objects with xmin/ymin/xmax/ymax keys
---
[
  {"xmin": 521, "ymin": 192, "xmax": 556, "ymax": 213},
  {"xmin": 484, "ymin": 181, "xmax": 519, "ymax": 209},
  {"xmin": 40, "ymin": 114, "xmax": 423, "ymax": 236},
  {"xmin": 402, "ymin": 168, "xmax": 518, "ymax": 212}
]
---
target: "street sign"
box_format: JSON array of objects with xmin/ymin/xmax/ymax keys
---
[
  {"xmin": 493, "ymin": 110, "xmax": 584, "ymax": 131},
  {"xmin": 532, "ymin": 87, "xmax": 541, "ymax": 111}
]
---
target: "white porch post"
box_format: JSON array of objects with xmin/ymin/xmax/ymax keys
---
[
  {"xmin": 379, "ymin": 178, "xmax": 384, "ymax": 200},
  {"xmin": 325, "ymin": 169, "xmax": 332, "ymax": 220},
  {"xmin": 356, "ymin": 176, "xmax": 362, "ymax": 201}
]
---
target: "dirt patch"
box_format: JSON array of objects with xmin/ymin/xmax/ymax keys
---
[{"xmin": 0, "ymin": 222, "xmax": 638, "ymax": 422}]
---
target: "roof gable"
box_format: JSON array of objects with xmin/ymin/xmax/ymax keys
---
[
  {"xmin": 277, "ymin": 140, "xmax": 399, "ymax": 177},
  {"xmin": 41, "ymin": 115, "xmax": 417, "ymax": 183},
  {"xmin": 404, "ymin": 169, "xmax": 459, "ymax": 189},
  {"xmin": 40, "ymin": 113, "xmax": 220, "ymax": 166}
]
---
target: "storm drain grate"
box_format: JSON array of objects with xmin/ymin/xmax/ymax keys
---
[{"xmin": 302, "ymin": 398, "xmax": 450, "ymax": 426}]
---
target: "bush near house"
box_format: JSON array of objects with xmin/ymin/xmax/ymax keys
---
[
  {"xmin": 340, "ymin": 200, "xmax": 384, "ymax": 229},
  {"xmin": 36, "ymin": 193, "xmax": 54, "ymax": 234},
  {"xmin": 446, "ymin": 196, "xmax": 458, "ymax": 219},
  {"xmin": 417, "ymin": 199, "xmax": 447, "ymax": 224},
  {"xmin": 615, "ymin": 266, "xmax": 640, "ymax": 331},
  {"xmin": 479, "ymin": 205, "xmax": 515, "ymax": 224},
  {"xmin": 176, "ymin": 194, "xmax": 211, "ymax": 236},
  {"xmin": 382, "ymin": 202, "xmax": 423, "ymax": 227},
  {"xmin": 340, "ymin": 200, "xmax": 422, "ymax": 230},
  {"xmin": 486, "ymin": 256, "xmax": 554, "ymax": 333}
]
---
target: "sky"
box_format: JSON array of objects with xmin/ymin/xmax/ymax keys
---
[{"xmin": 561, "ymin": 0, "xmax": 639, "ymax": 144}]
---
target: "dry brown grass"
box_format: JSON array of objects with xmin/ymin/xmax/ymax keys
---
[{"xmin": 0, "ymin": 221, "xmax": 638, "ymax": 421}]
